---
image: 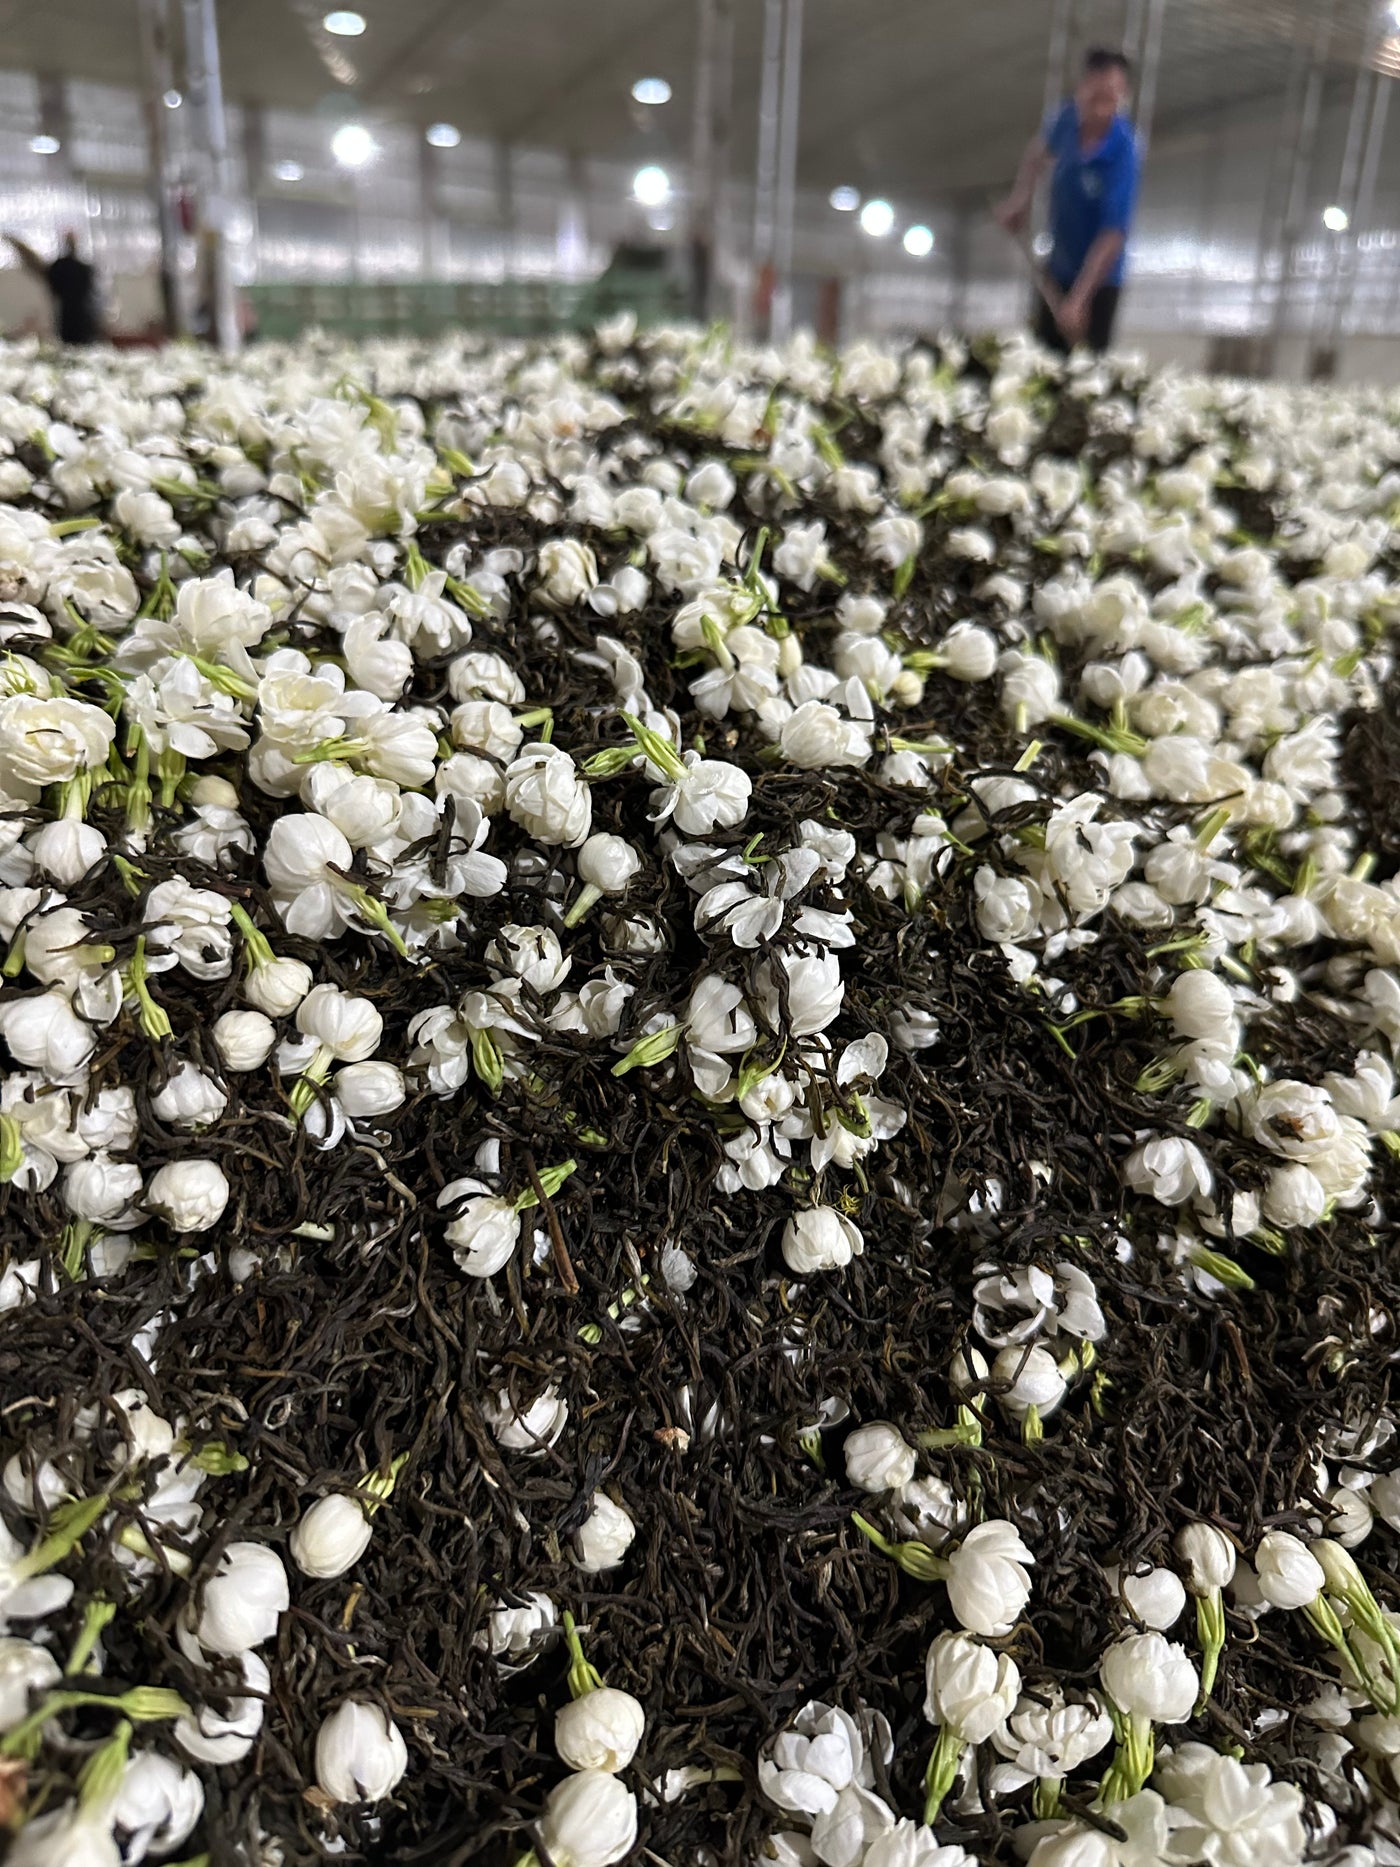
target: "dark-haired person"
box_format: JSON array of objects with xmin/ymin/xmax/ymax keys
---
[
  {"xmin": 995, "ymin": 48, "xmax": 1140, "ymax": 354},
  {"xmin": 5, "ymin": 229, "xmax": 102, "ymax": 345}
]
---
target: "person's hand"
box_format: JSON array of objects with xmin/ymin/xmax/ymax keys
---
[
  {"xmin": 1056, "ymin": 292, "xmax": 1089, "ymax": 347},
  {"xmin": 994, "ymin": 196, "xmax": 1030, "ymax": 235}
]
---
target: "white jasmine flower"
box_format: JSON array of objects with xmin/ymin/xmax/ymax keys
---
[
  {"xmin": 843, "ymin": 1423, "xmax": 917, "ymax": 1494},
  {"xmin": 290, "ymin": 1493, "xmax": 372, "ymax": 1579},
  {"xmin": 574, "ymin": 1492, "xmax": 636, "ymax": 1573},
  {"xmin": 943, "ymin": 1520, "xmax": 1035, "ymax": 1636},
  {"xmin": 536, "ymin": 1770, "xmax": 637, "ymax": 1867},
  {"xmin": 195, "ymin": 1542, "xmax": 289, "ymax": 1654},
  {"xmin": 144, "ymin": 1159, "xmax": 229, "ymax": 1234},
  {"xmin": 315, "ymin": 1700, "xmax": 408, "ymax": 1803},
  {"xmin": 782, "ymin": 1208, "xmax": 864, "ymax": 1275},
  {"xmin": 555, "ymin": 1686, "xmax": 645, "ymax": 1773}
]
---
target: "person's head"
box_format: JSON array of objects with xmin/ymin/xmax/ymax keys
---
[{"xmin": 1076, "ymin": 48, "xmax": 1132, "ymax": 137}]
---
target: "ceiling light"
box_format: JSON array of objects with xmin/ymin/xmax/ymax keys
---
[
  {"xmin": 903, "ymin": 223, "xmax": 934, "ymax": 256},
  {"xmin": 631, "ymin": 76, "xmax": 671, "ymax": 105},
  {"xmin": 29, "ymin": 135, "xmax": 60, "ymax": 156},
  {"xmin": 331, "ymin": 123, "xmax": 376, "ymax": 167},
  {"xmin": 829, "ymin": 185, "xmax": 860, "ymax": 212},
  {"xmin": 1322, "ymin": 204, "xmax": 1349, "ymax": 231},
  {"xmin": 425, "ymin": 122, "xmax": 460, "ymax": 148},
  {"xmin": 1032, "ymin": 230, "xmax": 1053, "ymax": 258},
  {"xmin": 859, "ymin": 198, "xmax": 893, "ymax": 237},
  {"xmin": 1389, "ymin": 0, "xmax": 1400, "ymax": 26},
  {"xmin": 323, "ymin": 9, "xmax": 366, "ymax": 34},
  {"xmin": 274, "ymin": 159, "xmax": 304, "ymax": 182},
  {"xmin": 162, "ymin": 89, "xmax": 182, "ymax": 108},
  {"xmin": 632, "ymin": 164, "xmax": 671, "ymax": 207}
]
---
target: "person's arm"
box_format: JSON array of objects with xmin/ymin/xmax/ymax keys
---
[
  {"xmin": 4, "ymin": 235, "xmax": 48, "ymax": 282},
  {"xmin": 995, "ymin": 132, "xmax": 1054, "ymax": 234},
  {"xmin": 1057, "ymin": 229, "xmax": 1125, "ymax": 341},
  {"xmin": 1059, "ymin": 134, "xmax": 1139, "ymax": 342}
]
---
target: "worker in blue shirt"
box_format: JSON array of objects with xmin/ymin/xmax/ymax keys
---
[{"xmin": 996, "ymin": 47, "xmax": 1141, "ymax": 353}]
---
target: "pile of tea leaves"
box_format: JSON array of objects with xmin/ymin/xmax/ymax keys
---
[{"xmin": 1, "ymin": 323, "xmax": 1400, "ymax": 1867}]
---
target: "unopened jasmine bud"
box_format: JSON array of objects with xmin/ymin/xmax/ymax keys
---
[
  {"xmin": 291, "ymin": 1493, "xmax": 372, "ymax": 1579},
  {"xmin": 315, "ymin": 1699, "xmax": 408, "ymax": 1803},
  {"xmin": 843, "ymin": 1422, "xmax": 917, "ymax": 1494},
  {"xmin": 555, "ymin": 1686, "xmax": 645, "ymax": 1773},
  {"xmin": 574, "ymin": 1491, "xmax": 636, "ymax": 1573}
]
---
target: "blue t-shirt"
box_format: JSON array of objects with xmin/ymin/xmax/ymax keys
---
[{"xmin": 1043, "ymin": 101, "xmax": 1139, "ymax": 289}]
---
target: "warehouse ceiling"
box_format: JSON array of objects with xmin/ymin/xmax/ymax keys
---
[{"xmin": 0, "ymin": 0, "xmax": 1388, "ymax": 195}]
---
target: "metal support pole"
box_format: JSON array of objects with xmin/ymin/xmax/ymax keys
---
[
  {"xmin": 1245, "ymin": 17, "xmax": 1312, "ymax": 344},
  {"xmin": 1043, "ymin": 0, "xmax": 1073, "ymax": 125},
  {"xmin": 948, "ymin": 197, "xmax": 973, "ymax": 333},
  {"xmin": 1133, "ymin": 0, "xmax": 1166, "ymax": 155},
  {"xmin": 1122, "ymin": 0, "xmax": 1145, "ymax": 72},
  {"xmin": 1329, "ymin": 70, "xmax": 1392, "ymax": 351},
  {"xmin": 493, "ymin": 141, "xmax": 516, "ymax": 280},
  {"xmin": 751, "ymin": 0, "xmax": 783, "ymax": 337},
  {"xmin": 419, "ymin": 140, "xmax": 444, "ymax": 279},
  {"xmin": 688, "ymin": 0, "xmax": 735, "ymax": 322},
  {"xmin": 1265, "ymin": 0, "xmax": 1334, "ymax": 368},
  {"xmin": 769, "ymin": 0, "xmax": 803, "ymax": 342},
  {"xmin": 1315, "ymin": 49, "xmax": 1377, "ymax": 357},
  {"xmin": 181, "ymin": 0, "xmax": 238, "ymax": 353}
]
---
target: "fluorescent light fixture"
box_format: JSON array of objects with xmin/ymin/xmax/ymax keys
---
[
  {"xmin": 632, "ymin": 163, "xmax": 671, "ymax": 207},
  {"xmin": 425, "ymin": 122, "xmax": 460, "ymax": 148},
  {"xmin": 1322, "ymin": 204, "xmax": 1349, "ymax": 232},
  {"xmin": 162, "ymin": 88, "xmax": 182, "ymax": 108},
  {"xmin": 631, "ymin": 76, "xmax": 672, "ymax": 105},
  {"xmin": 829, "ymin": 185, "xmax": 860, "ymax": 212},
  {"xmin": 903, "ymin": 223, "xmax": 934, "ymax": 256},
  {"xmin": 331, "ymin": 123, "xmax": 376, "ymax": 167},
  {"xmin": 274, "ymin": 159, "xmax": 305, "ymax": 182},
  {"xmin": 323, "ymin": 9, "xmax": 366, "ymax": 33},
  {"xmin": 859, "ymin": 198, "xmax": 894, "ymax": 237},
  {"xmin": 29, "ymin": 135, "xmax": 60, "ymax": 156}
]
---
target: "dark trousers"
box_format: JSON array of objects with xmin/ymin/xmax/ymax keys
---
[{"xmin": 1033, "ymin": 284, "xmax": 1122, "ymax": 355}]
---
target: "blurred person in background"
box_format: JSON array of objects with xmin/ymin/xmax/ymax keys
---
[
  {"xmin": 996, "ymin": 48, "xmax": 1140, "ymax": 353},
  {"xmin": 4, "ymin": 229, "xmax": 102, "ymax": 344}
]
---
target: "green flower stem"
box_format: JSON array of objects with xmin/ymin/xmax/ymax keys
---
[
  {"xmin": 1188, "ymin": 1246, "xmax": 1255, "ymax": 1291},
  {"xmin": 1194, "ymin": 1589, "xmax": 1226, "ymax": 1708},
  {"xmin": 181, "ymin": 654, "xmax": 257, "ymax": 702},
  {"xmin": 1050, "ymin": 710, "xmax": 1148, "ymax": 757},
  {"xmin": 122, "ymin": 730, "xmax": 153, "ymax": 837},
  {"xmin": 1033, "ymin": 1777, "xmax": 1065, "ymax": 1819},
  {"xmin": 228, "ymin": 901, "xmax": 275, "ymax": 971},
  {"xmin": 124, "ymin": 936, "xmax": 172, "ymax": 1041},
  {"xmin": 288, "ymin": 1046, "xmax": 333, "ymax": 1120},
  {"xmin": 612, "ymin": 1024, "xmax": 683, "ymax": 1077},
  {"xmin": 562, "ymin": 1610, "xmax": 605, "ymax": 1698},
  {"xmin": 358, "ymin": 1452, "xmax": 410, "ymax": 1513},
  {"xmin": 470, "ymin": 1028, "xmax": 505, "ymax": 1094},
  {"xmin": 562, "ymin": 882, "xmax": 603, "ymax": 929},
  {"xmin": 66, "ymin": 1597, "xmax": 116, "ymax": 1675},
  {"xmin": 621, "ymin": 711, "xmax": 687, "ymax": 783},
  {"xmin": 1302, "ymin": 1597, "xmax": 1394, "ymax": 1710},
  {"xmin": 923, "ymin": 1724, "xmax": 965, "ymax": 1824},
  {"xmin": 331, "ymin": 877, "xmax": 409, "ymax": 958},
  {"xmin": 1099, "ymin": 1709, "xmax": 1154, "ymax": 1804},
  {"xmin": 851, "ymin": 1512, "xmax": 948, "ymax": 1582},
  {"xmin": 514, "ymin": 1160, "xmax": 577, "ymax": 1210},
  {"xmin": 60, "ymin": 1220, "xmax": 94, "ymax": 1281},
  {"xmin": 0, "ymin": 1113, "xmax": 22, "ymax": 1182},
  {"xmin": 17, "ymin": 1491, "xmax": 110, "ymax": 1581}
]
